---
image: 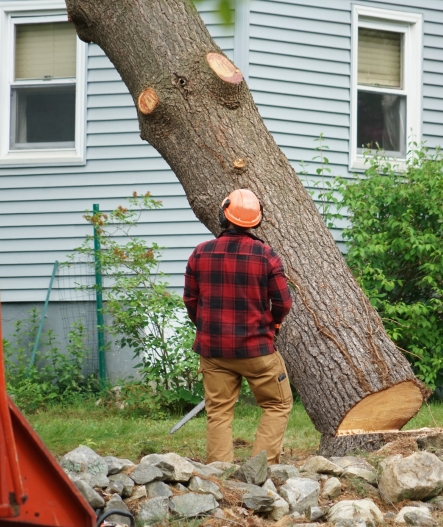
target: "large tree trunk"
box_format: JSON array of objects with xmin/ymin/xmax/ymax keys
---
[{"xmin": 66, "ymin": 0, "xmax": 428, "ymax": 447}]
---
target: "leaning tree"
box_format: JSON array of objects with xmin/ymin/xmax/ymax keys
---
[{"xmin": 65, "ymin": 0, "xmax": 429, "ymax": 454}]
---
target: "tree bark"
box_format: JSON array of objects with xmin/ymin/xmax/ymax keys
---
[{"xmin": 65, "ymin": 0, "xmax": 428, "ymax": 444}]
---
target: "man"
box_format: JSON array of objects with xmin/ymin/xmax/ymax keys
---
[{"xmin": 183, "ymin": 189, "xmax": 293, "ymax": 464}]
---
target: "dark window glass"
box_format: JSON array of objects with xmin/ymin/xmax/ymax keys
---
[
  {"xmin": 11, "ymin": 85, "xmax": 75, "ymax": 148},
  {"xmin": 357, "ymin": 91, "xmax": 406, "ymax": 155}
]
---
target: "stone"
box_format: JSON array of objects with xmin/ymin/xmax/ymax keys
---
[
  {"xmin": 429, "ymin": 496, "xmax": 443, "ymax": 510},
  {"xmin": 210, "ymin": 508, "xmax": 225, "ymax": 518},
  {"xmin": 262, "ymin": 478, "xmax": 278, "ymax": 493},
  {"xmin": 224, "ymin": 481, "xmax": 274, "ymax": 512},
  {"xmin": 234, "ymin": 450, "xmax": 268, "ymax": 486},
  {"xmin": 299, "ymin": 472, "xmax": 322, "ymax": 481},
  {"xmin": 207, "ymin": 461, "xmax": 240, "ymax": 471},
  {"xmin": 188, "ymin": 476, "xmax": 223, "ymax": 500},
  {"xmin": 342, "ymin": 466, "xmax": 377, "ymax": 485},
  {"xmin": 322, "ymin": 477, "xmax": 341, "ymax": 499},
  {"xmin": 404, "ymin": 508, "xmax": 436, "ymax": 526},
  {"xmin": 384, "ymin": 511, "xmax": 396, "ymax": 520},
  {"xmin": 302, "ymin": 456, "xmax": 343, "ymax": 476},
  {"xmin": 379, "ymin": 451, "xmax": 443, "ymax": 503},
  {"xmin": 146, "ymin": 481, "xmax": 173, "ymax": 498},
  {"xmin": 169, "ymin": 492, "xmax": 218, "ymax": 518},
  {"xmin": 269, "ymin": 463, "xmax": 300, "ymax": 480},
  {"xmin": 328, "ymin": 499, "xmax": 383, "ymax": 525},
  {"xmin": 73, "ymin": 479, "xmax": 105, "ymax": 508},
  {"xmin": 138, "ymin": 454, "xmax": 175, "ymax": 481},
  {"xmin": 279, "ymin": 477, "xmax": 320, "ymax": 514},
  {"xmin": 395, "ymin": 506, "xmax": 433, "ymax": 523},
  {"xmin": 130, "ymin": 463, "xmax": 163, "ymax": 485},
  {"xmin": 106, "ymin": 480, "xmax": 124, "ymax": 496},
  {"xmin": 131, "ymin": 485, "xmax": 147, "ymax": 500},
  {"xmin": 89, "ymin": 473, "xmax": 110, "ymax": 488},
  {"xmin": 330, "ymin": 457, "xmax": 375, "ymax": 472},
  {"xmin": 103, "ymin": 494, "xmax": 131, "ymax": 526},
  {"xmin": 109, "ymin": 473, "xmax": 134, "ymax": 498},
  {"xmin": 103, "ymin": 455, "xmax": 135, "ymax": 475},
  {"xmin": 171, "ymin": 482, "xmax": 189, "ymax": 493},
  {"xmin": 334, "ymin": 521, "xmax": 367, "ymax": 527},
  {"xmin": 186, "ymin": 459, "xmax": 224, "ymax": 478},
  {"xmin": 137, "ymin": 497, "xmax": 169, "ymax": 525},
  {"xmin": 307, "ymin": 505, "xmax": 326, "ymax": 521},
  {"xmin": 60, "ymin": 446, "xmax": 108, "ymax": 476},
  {"xmin": 267, "ymin": 490, "xmax": 289, "ymax": 521},
  {"xmin": 159, "ymin": 453, "xmax": 194, "ymax": 482}
]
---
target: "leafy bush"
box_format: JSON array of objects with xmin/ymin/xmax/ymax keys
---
[
  {"xmin": 3, "ymin": 310, "xmax": 98, "ymax": 412},
  {"xmin": 75, "ymin": 193, "xmax": 203, "ymax": 414},
  {"xmin": 319, "ymin": 144, "xmax": 443, "ymax": 388}
]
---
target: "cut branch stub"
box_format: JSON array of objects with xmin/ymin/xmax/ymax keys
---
[
  {"xmin": 138, "ymin": 88, "xmax": 159, "ymax": 114},
  {"xmin": 206, "ymin": 53, "xmax": 243, "ymax": 84}
]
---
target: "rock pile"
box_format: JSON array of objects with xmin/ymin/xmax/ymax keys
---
[{"xmin": 60, "ymin": 436, "xmax": 443, "ymax": 526}]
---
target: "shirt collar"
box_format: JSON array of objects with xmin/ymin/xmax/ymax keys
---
[{"xmin": 218, "ymin": 229, "xmax": 264, "ymax": 244}]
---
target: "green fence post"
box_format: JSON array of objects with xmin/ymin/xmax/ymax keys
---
[
  {"xmin": 27, "ymin": 260, "xmax": 59, "ymax": 374},
  {"xmin": 93, "ymin": 204, "xmax": 106, "ymax": 388}
]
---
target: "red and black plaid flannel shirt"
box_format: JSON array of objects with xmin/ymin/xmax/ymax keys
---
[{"xmin": 183, "ymin": 230, "xmax": 292, "ymax": 359}]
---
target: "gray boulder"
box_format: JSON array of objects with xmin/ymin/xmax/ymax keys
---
[
  {"xmin": 89, "ymin": 473, "xmax": 110, "ymax": 488},
  {"xmin": 269, "ymin": 464, "xmax": 299, "ymax": 480},
  {"xmin": 262, "ymin": 478, "xmax": 278, "ymax": 493},
  {"xmin": 322, "ymin": 477, "xmax": 342, "ymax": 499},
  {"xmin": 146, "ymin": 481, "xmax": 173, "ymax": 498},
  {"xmin": 109, "ymin": 473, "xmax": 134, "ymax": 498},
  {"xmin": 224, "ymin": 481, "xmax": 274, "ymax": 512},
  {"xmin": 103, "ymin": 456, "xmax": 135, "ymax": 475},
  {"xmin": 158, "ymin": 453, "xmax": 194, "ymax": 482},
  {"xmin": 234, "ymin": 450, "xmax": 268, "ymax": 486},
  {"xmin": 60, "ymin": 446, "xmax": 108, "ymax": 476},
  {"xmin": 395, "ymin": 505, "xmax": 432, "ymax": 523},
  {"xmin": 342, "ymin": 466, "xmax": 377, "ymax": 485},
  {"xmin": 103, "ymin": 494, "xmax": 131, "ymax": 526},
  {"xmin": 169, "ymin": 493, "xmax": 218, "ymax": 517},
  {"xmin": 307, "ymin": 505, "xmax": 327, "ymax": 521},
  {"xmin": 171, "ymin": 482, "xmax": 189, "ymax": 493},
  {"xmin": 404, "ymin": 508, "xmax": 436, "ymax": 526},
  {"xmin": 73, "ymin": 479, "xmax": 105, "ymax": 508},
  {"xmin": 330, "ymin": 457, "xmax": 374, "ymax": 472},
  {"xmin": 302, "ymin": 456, "xmax": 343, "ymax": 476},
  {"xmin": 138, "ymin": 454, "xmax": 175, "ymax": 481},
  {"xmin": 137, "ymin": 497, "xmax": 169, "ymax": 525},
  {"xmin": 379, "ymin": 451, "xmax": 443, "ymax": 502},
  {"xmin": 207, "ymin": 461, "xmax": 240, "ymax": 471},
  {"xmin": 105, "ymin": 480, "xmax": 125, "ymax": 496},
  {"xmin": 188, "ymin": 476, "xmax": 223, "ymax": 500},
  {"xmin": 267, "ymin": 490, "xmax": 289, "ymax": 521},
  {"xmin": 279, "ymin": 477, "xmax": 320, "ymax": 514},
  {"xmin": 186, "ymin": 459, "xmax": 224, "ymax": 478},
  {"xmin": 328, "ymin": 499, "xmax": 383, "ymax": 525},
  {"xmin": 417, "ymin": 433, "xmax": 443, "ymax": 452},
  {"xmin": 130, "ymin": 463, "xmax": 163, "ymax": 485},
  {"xmin": 131, "ymin": 485, "xmax": 147, "ymax": 500}
]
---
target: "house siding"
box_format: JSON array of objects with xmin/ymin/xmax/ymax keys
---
[{"xmin": 0, "ymin": 0, "xmax": 233, "ymax": 302}]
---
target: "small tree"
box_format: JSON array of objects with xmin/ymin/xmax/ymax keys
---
[
  {"xmin": 323, "ymin": 144, "xmax": 443, "ymax": 388},
  {"xmin": 75, "ymin": 193, "xmax": 202, "ymax": 411}
]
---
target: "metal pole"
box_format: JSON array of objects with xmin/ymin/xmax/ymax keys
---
[
  {"xmin": 28, "ymin": 260, "xmax": 59, "ymax": 373},
  {"xmin": 93, "ymin": 204, "xmax": 106, "ymax": 388}
]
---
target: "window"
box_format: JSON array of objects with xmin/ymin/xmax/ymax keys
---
[
  {"xmin": 350, "ymin": 6, "xmax": 422, "ymax": 170},
  {"xmin": 0, "ymin": 2, "xmax": 86, "ymax": 166}
]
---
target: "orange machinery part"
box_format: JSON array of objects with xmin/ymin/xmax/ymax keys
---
[{"xmin": 0, "ymin": 302, "xmax": 96, "ymax": 527}]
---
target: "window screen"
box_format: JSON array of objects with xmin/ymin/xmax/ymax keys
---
[
  {"xmin": 358, "ymin": 28, "xmax": 402, "ymax": 88},
  {"xmin": 15, "ymin": 22, "xmax": 76, "ymax": 80}
]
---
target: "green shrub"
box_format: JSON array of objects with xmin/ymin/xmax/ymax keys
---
[
  {"xmin": 320, "ymin": 144, "xmax": 443, "ymax": 388},
  {"xmin": 75, "ymin": 193, "xmax": 203, "ymax": 414}
]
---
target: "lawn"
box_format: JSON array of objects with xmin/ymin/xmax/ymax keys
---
[{"xmin": 26, "ymin": 399, "xmax": 443, "ymax": 462}]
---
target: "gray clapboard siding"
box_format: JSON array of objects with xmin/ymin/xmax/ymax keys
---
[{"xmin": 0, "ymin": 0, "xmax": 234, "ymax": 302}]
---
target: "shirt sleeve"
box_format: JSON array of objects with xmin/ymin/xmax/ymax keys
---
[
  {"xmin": 183, "ymin": 251, "xmax": 199, "ymax": 324},
  {"xmin": 268, "ymin": 251, "xmax": 292, "ymax": 324}
]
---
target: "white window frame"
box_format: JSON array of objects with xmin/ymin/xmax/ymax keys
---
[
  {"xmin": 0, "ymin": 1, "xmax": 86, "ymax": 166},
  {"xmin": 350, "ymin": 5, "xmax": 423, "ymax": 171}
]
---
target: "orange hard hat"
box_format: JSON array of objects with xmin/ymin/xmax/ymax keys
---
[{"xmin": 220, "ymin": 189, "xmax": 262, "ymax": 228}]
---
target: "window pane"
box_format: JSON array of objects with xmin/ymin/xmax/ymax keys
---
[
  {"xmin": 358, "ymin": 28, "xmax": 402, "ymax": 88},
  {"xmin": 11, "ymin": 85, "xmax": 76, "ymax": 148},
  {"xmin": 357, "ymin": 91, "xmax": 406, "ymax": 155},
  {"xmin": 15, "ymin": 22, "xmax": 77, "ymax": 80}
]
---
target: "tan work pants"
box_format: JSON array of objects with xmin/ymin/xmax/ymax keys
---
[{"xmin": 199, "ymin": 351, "xmax": 293, "ymax": 465}]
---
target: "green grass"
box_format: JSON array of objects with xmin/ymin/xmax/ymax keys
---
[{"xmin": 25, "ymin": 400, "xmax": 443, "ymax": 462}]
